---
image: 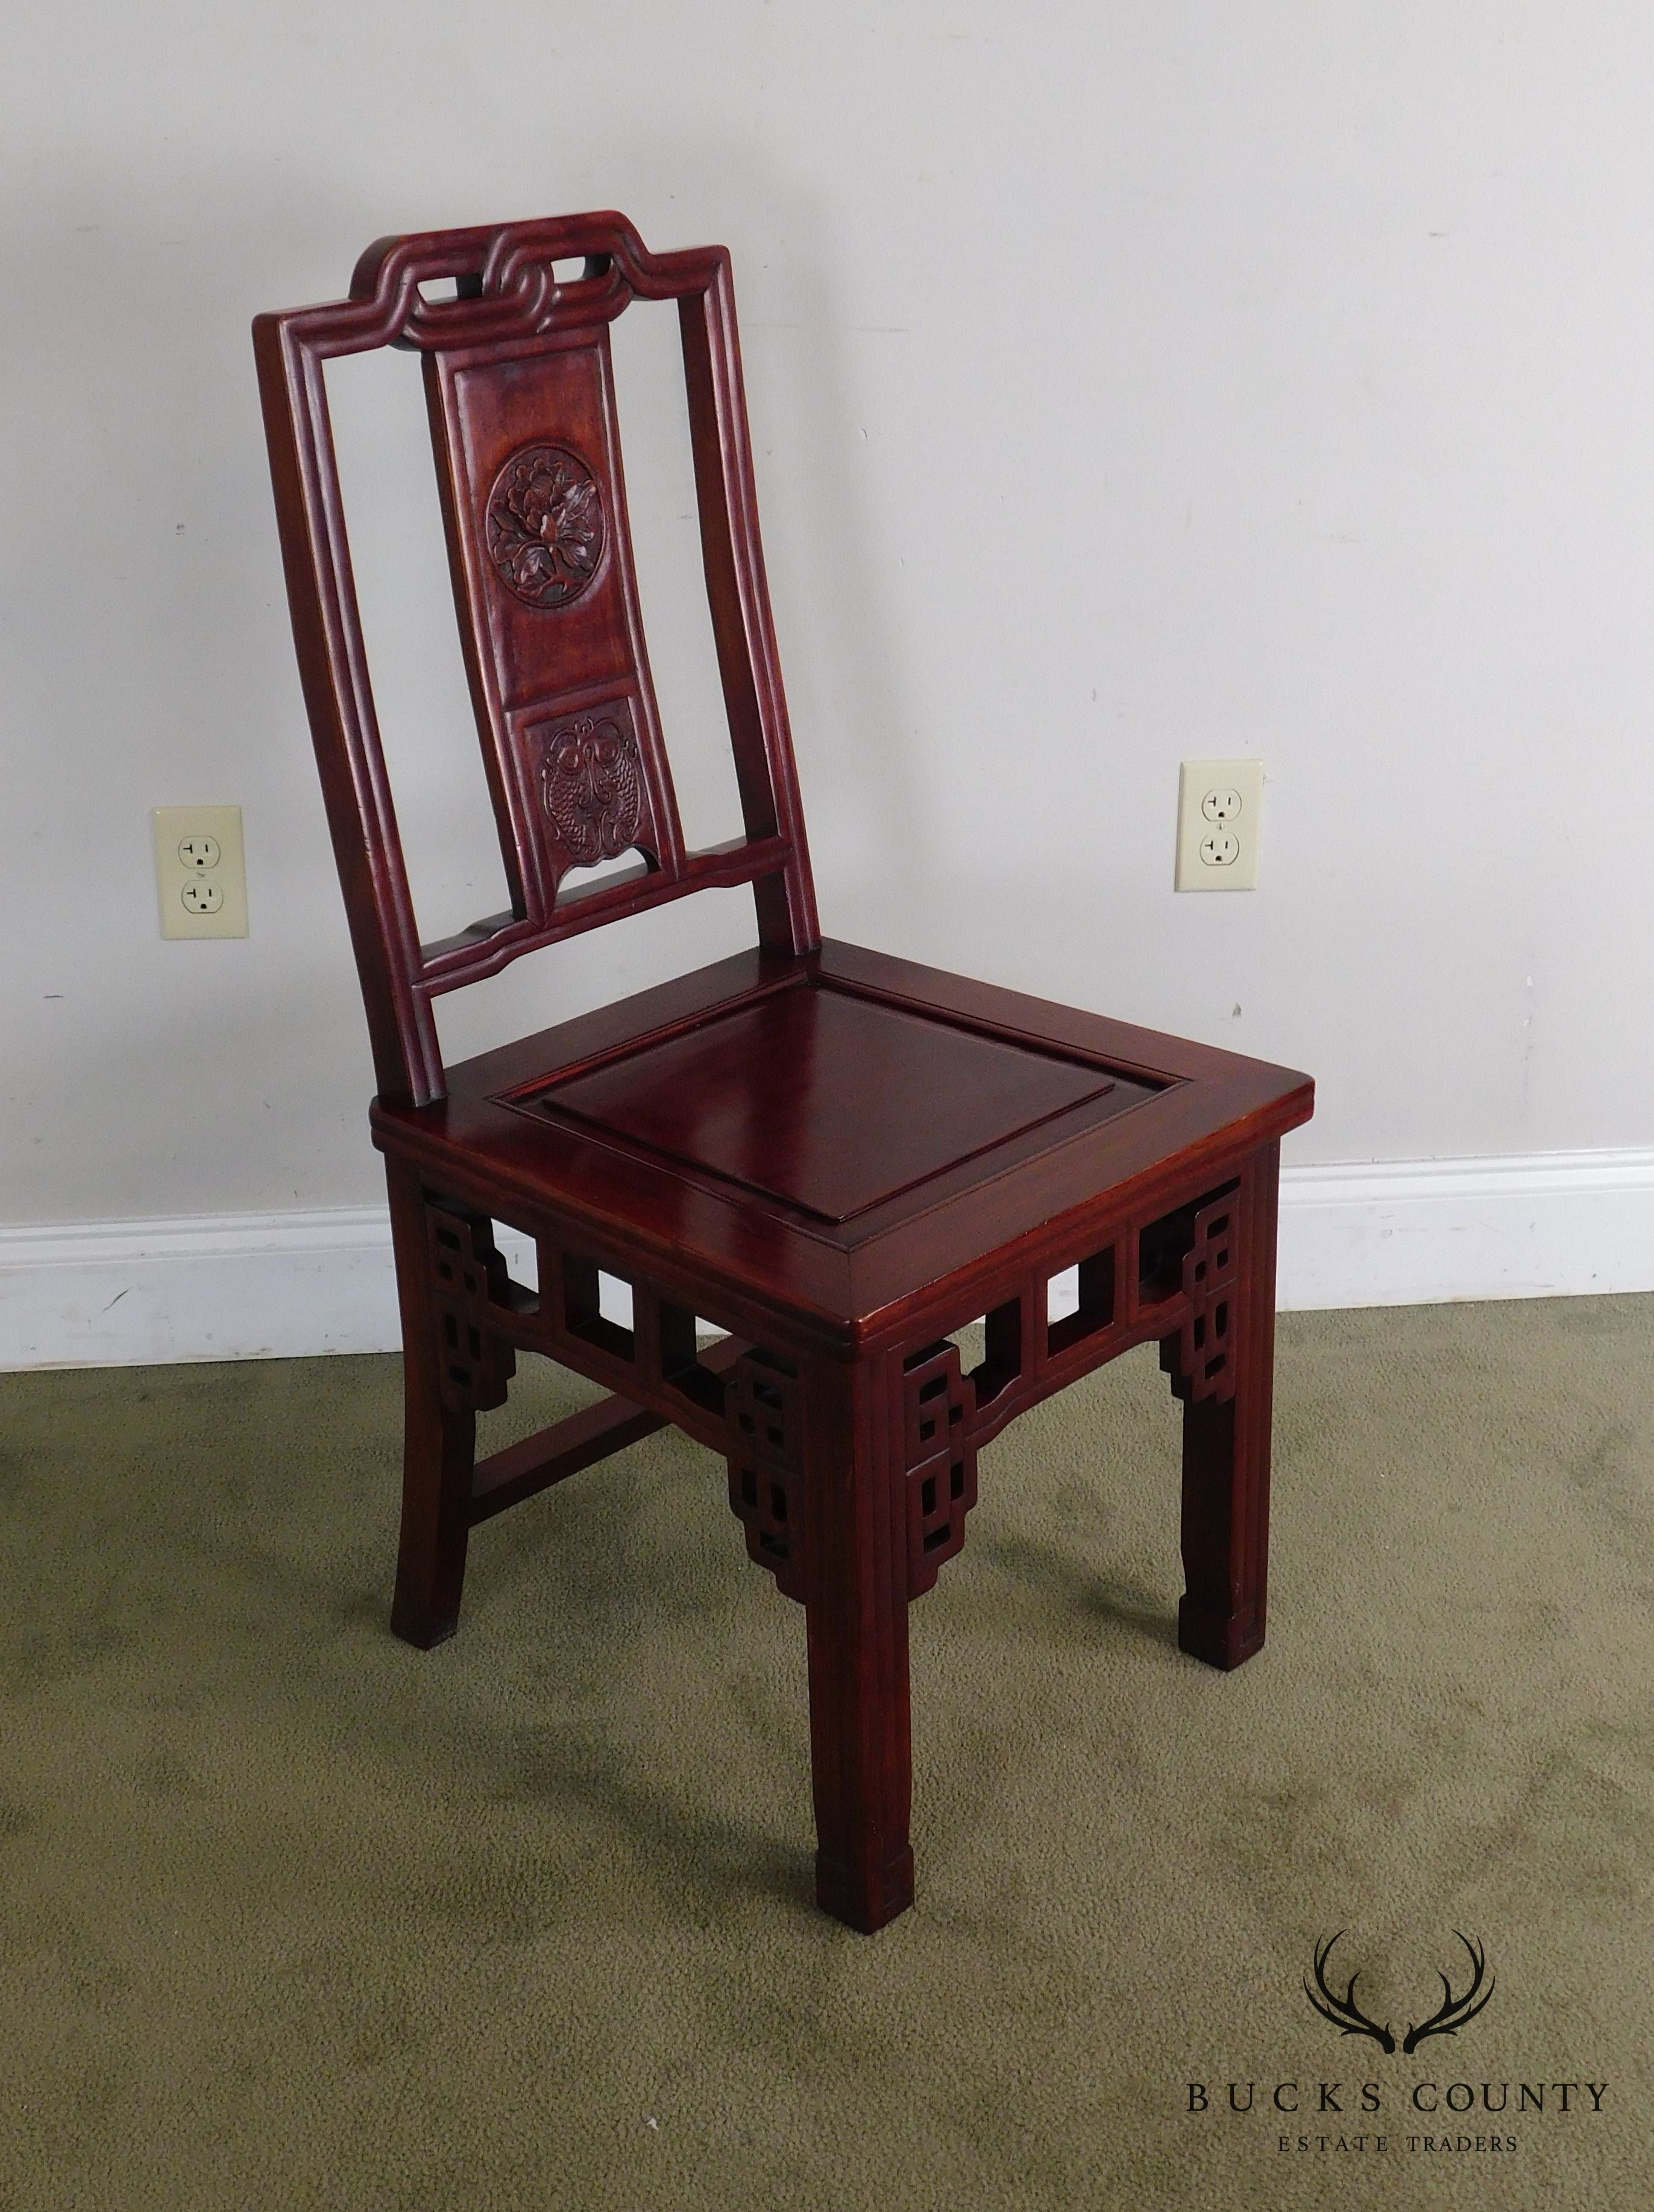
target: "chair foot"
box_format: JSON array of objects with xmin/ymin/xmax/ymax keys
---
[
  {"xmin": 1178, "ymin": 1596, "xmax": 1264, "ymax": 1671},
  {"xmin": 816, "ymin": 1844, "xmax": 915, "ymax": 1934},
  {"xmin": 389, "ymin": 1589, "xmax": 463, "ymax": 1651}
]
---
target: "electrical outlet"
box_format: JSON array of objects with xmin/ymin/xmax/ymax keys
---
[
  {"xmin": 1175, "ymin": 760, "xmax": 1263, "ymax": 891},
  {"xmin": 153, "ymin": 805, "xmax": 248, "ymax": 938}
]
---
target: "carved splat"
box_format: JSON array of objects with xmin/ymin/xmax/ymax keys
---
[
  {"xmin": 725, "ymin": 1349, "xmax": 806, "ymax": 1599},
  {"xmin": 419, "ymin": 322, "xmax": 691, "ymax": 960},
  {"xmin": 1160, "ymin": 1192, "xmax": 1240, "ymax": 1405},
  {"xmin": 425, "ymin": 1202, "xmax": 520, "ymax": 1413},
  {"xmin": 902, "ymin": 1340, "xmax": 977, "ymax": 1598}
]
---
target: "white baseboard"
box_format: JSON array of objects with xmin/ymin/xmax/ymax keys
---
[
  {"xmin": 0, "ymin": 1208, "xmax": 406, "ymax": 1370},
  {"xmin": 1275, "ymin": 1149, "xmax": 1654, "ymax": 1309},
  {"xmin": 2, "ymin": 1149, "xmax": 1651, "ymax": 1370}
]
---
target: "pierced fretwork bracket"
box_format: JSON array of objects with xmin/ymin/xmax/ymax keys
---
[
  {"xmin": 902, "ymin": 1340, "xmax": 977, "ymax": 1598},
  {"xmin": 725, "ymin": 1349, "xmax": 806, "ymax": 1600},
  {"xmin": 425, "ymin": 1202, "xmax": 519, "ymax": 1414},
  {"xmin": 1160, "ymin": 1193, "xmax": 1240, "ymax": 1405}
]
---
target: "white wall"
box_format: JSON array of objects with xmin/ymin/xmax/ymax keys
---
[{"xmin": 3, "ymin": 3, "xmax": 1652, "ymax": 1351}]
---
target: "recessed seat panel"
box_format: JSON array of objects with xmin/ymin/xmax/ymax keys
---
[{"xmin": 516, "ymin": 979, "xmax": 1160, "ymax": 1224}]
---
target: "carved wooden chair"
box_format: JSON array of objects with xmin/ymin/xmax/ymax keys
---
[{"xmin": 253, "ymin": 213, "xmax": 1313, "ymax": 1935}]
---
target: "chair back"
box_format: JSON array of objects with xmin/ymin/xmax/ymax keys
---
[{"xmin": 254, "ymin": 213, "xmax": 818, "ymax": 1104}]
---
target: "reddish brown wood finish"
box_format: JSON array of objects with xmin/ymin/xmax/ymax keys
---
[{"xmin": 254, "ymin": 215, "xmax": 1313, "ymax": 1933}]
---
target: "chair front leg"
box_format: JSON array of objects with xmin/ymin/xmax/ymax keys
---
[
  {"xmin": 725, "ymin": 1344, "xmax": 914, "ymax": 1932},
  {"xmin": 803, "ymin": 1349, "xmax": 914, "ymax": 1932},
  {"xmin": 1164, "ymin": 1142, "xmax": 1280, "ymax": 1672}
]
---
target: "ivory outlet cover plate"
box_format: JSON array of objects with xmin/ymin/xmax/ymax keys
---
[
  {"xmin": 154, "ymin": 805, "xmax": 249, "ymax": 938},
  {"xmin": 1175, "ymin": 760, "xmax": 1263, "ymax": 892}
]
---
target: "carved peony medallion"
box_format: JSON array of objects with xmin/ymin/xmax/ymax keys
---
[
  {"xmin": 539, "ymin": 714, "xmax": 642, "ymax": 865},
  {"xmin": 485, "ymin": 443, "xmax": 605, "ymax": 608}
]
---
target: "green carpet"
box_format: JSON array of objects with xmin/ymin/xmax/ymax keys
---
[{"xmin": 2, "ymin": 1299, "xmax": 1652, "ymax": 2209}]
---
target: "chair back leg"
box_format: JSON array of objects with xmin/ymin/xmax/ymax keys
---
[{"xmin": 386, "ymin": 1161, "xmax": 479, "ymax": 1649}]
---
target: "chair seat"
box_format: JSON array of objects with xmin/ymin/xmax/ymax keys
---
[
  {"xmin": 531, "ymin": 974, "xmax": 1141, "ymax": 1223},
  {"xmin": 373, "ymin": 938, "xmax": 1312, "ymax": 1345}
]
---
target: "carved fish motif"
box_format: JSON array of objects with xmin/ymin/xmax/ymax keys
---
[{"xmin": 540, "ymin": 715, "xmax": 642, "ymax": 865}]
